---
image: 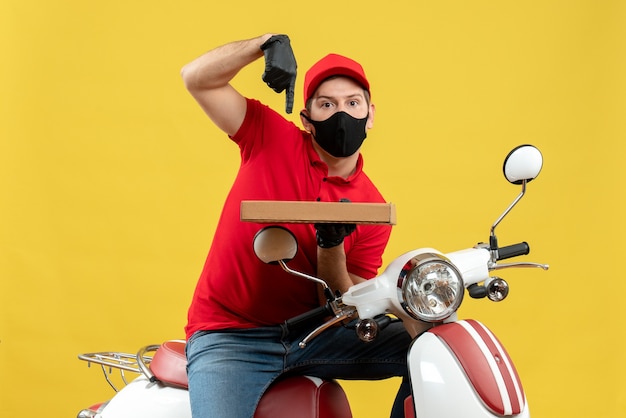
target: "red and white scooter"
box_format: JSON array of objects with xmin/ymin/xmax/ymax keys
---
[{"xmin": 78, "ymin": 144, "xmax": 548, "ymax": 418}]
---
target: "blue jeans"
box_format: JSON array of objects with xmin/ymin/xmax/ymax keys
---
[{"xmin": 186, "ymin": 320, "xmax": 412, "ymax": 418}]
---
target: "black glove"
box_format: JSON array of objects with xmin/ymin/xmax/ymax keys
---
[
  {"xmin": 314, "ymin": 223, "xmax": 356, "ymax": 248},
  {"xmin": 260, "ymin": 34, "xmax": 297, "ymax": 114}
]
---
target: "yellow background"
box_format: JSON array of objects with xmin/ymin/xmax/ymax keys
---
[{"xmin": 1, "ymin": 1, "xmax": 625, "ymax": 417}]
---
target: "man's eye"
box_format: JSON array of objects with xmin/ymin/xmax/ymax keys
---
[{"xmin": 349, "ymin": 100, "xmax": 359, "ymax": 106}]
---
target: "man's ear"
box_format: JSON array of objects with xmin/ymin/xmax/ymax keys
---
[
  {"xmin": 366, "ymin": 103, "xmax": 376, "ymax": 129},
  {"xmin": 300, "ymin": 110, "xmax": 313, "ymax": 132}
]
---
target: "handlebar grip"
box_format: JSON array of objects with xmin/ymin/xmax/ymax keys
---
[
  {"xmin": 285, "ymin": 305, "xmax": 332, "ymax": 332},
  {"xmin": 497, "ymin": 242, "xmax": 530, "ymax": 260}
]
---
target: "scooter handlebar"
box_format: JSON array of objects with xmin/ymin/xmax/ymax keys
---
[
  {"xmin": 497, "ymin": 242, "xmax": 530, "ymax": 260},
  {"xmin": 284, "ymin": 304, "xmax": 333, "ymax": 333}
]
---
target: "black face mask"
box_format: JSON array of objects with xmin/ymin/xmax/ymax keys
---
[{"xmin": 301, "ymin": 111, "xmax": 368, "ymax": 158}]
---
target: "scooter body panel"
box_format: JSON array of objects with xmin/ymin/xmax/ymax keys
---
[
  {"xmin": 98, "ymin": 376, "xmax": 191, "ymax": 418},
  {"xmin": 408, "ymin": 320, "xmax": 530, "ymax": 418}
]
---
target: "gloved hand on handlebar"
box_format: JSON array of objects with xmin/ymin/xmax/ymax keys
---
[{"xmin": 260, "ymin": 34, "xmax": 297, "ymax": 114}]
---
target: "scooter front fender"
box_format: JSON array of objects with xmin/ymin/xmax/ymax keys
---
[
  {"xmin": 98, "ymin": 376, "xmax": 191, "ymax": 418},
  {"xmin": 408, "ymin": 320, "xmax": 529, "ymax": 418}
]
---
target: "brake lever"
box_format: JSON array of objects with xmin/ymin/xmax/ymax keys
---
[
  {"xmin": 490, "ymin": 262, "xmax": 549, "ymax": 271},
  {"xmin": 298, "ymin": 308, "xmax": 356, "ymax": 349}
]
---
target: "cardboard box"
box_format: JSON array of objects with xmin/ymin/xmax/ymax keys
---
[{"xmin": 240, "ymin": 200, "xmax": 396, "ymax": 225}]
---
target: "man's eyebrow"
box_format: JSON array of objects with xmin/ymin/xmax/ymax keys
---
[{"xmin": 315, "ymin": 93, "xmax": 365, "ymax": 101}]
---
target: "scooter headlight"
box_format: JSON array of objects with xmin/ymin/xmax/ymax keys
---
[{"xmin": 397, "ymin": 253, "xmax": 464, "ymax": 322}]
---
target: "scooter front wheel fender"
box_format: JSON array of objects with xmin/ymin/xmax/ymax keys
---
[{"xmin": 408, "ymin": 320, "xmax": 530, "ymax": 418}]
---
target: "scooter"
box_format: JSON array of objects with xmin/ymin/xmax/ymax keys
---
[{"xmin": 77, "ymin": 144, "xmax": 548, "ymax": 418}]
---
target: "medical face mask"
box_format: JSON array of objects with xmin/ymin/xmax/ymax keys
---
[{"xmin": 301, "ymin": 111, "xmax": 368, "ymax": 158}]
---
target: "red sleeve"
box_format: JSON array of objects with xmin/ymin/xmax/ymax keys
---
[
  {"xmin": 345, "ymin": 224, "xmax": 392, "ymax": 279},
  {"xmin": 230, "ymin": 98, "xmax": 295, "ymax": 163}
]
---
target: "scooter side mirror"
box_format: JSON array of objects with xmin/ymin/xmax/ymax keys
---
[
  {"xmin": 253, "ymin": 226, "xmax": 298, "ymax": 264},
  {"xmin": 503, "ymin": 145, "xmax": 543, "ymax": 185},
  {"xmin": 490, "ymin": 144, "xmax": 544, "ymax": 255}
]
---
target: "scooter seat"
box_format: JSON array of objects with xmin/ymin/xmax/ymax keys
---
[
  {"xmin": 255, "ymin": 376, "xmax": 352, "ymax": 418},
  {"xmin": 150, "ymin": 341, "xmax": 352, "ymax": 418},
  {"xmin": 150, "ymin": 340, "xmax": 189, "ymax": 388}
]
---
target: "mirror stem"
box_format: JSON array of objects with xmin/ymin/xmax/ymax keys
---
[
  {"xmin": 278, "ymin": 260, "xmax": 331, "ymax": 291},
  {"xmin": 489, "ymin": 180, "xmax": 527, "ymax": 253}
]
